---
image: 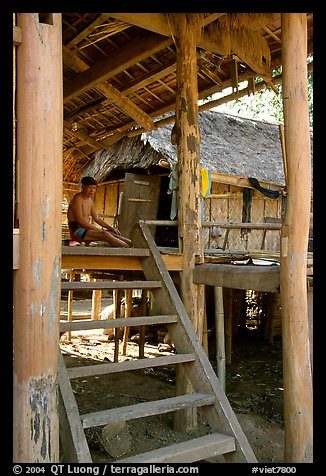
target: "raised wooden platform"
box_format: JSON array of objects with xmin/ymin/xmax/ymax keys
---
[
  {"xmin": 61, "ymin": 245, "xmax": 183, "ymax": 271},
  {"xmin": 193, "ymin": 263, "xmax": 280, "ymax": 293}
]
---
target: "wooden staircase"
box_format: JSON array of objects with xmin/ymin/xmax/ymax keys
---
[{"xmin": 58, "ymin": 221, "xmax": 257, "ymax": 463}]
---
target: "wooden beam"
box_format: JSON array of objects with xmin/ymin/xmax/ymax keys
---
[
  {"xmin": 63, "ymin": 32, "xmax": 172, "ymax": 102},
  {"xmin": 65, "ymin": 14, "xmax": 112, "ymax": 48},
  {"xmin": 110, "ymin": 13, "xmax": 227, "ymax": 54},
  {"xmin": 63, "ymin": 121, "xmax": 100, "ymax": 149},
  {"xmin": 63, "ymin": 41, "xmax": 155, "ymax": 131},
  {"xmin": 96, "ymin": 82, "xmax": 155, "ymax": 130},
  {"xmin": 280, "ymin": 13, "xmax": 313, "ymax": 463},
  {"xmin": 193, "ymin": 263, "xmax": 280, "ymax": 293}
]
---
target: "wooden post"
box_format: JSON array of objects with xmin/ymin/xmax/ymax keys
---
[
  {"xmin": 263, "ymin": 292, "xmax": 278, "ymax": 344},
  {"xmin": 91, "ymin": 278, "xmax": 102, "ymax": 320},
  {"xmin": 173, "ymin": 13, "xmax": 205, "ymax": 432},
  {"xmin": 214, "ymin": 287, "xmax": 226, "ymax": 391},
  {"xmin": 13, "ymin": 13, "xmax": 62, "ymax": 462},
  {"xmin": 280, "ymin": 13, "xmax": 313, "ymax": 463}
]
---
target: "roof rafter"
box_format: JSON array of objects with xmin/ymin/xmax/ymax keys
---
[{"xmin": 63, "ymin": 31, "xmax": 173, "ymax": 102}]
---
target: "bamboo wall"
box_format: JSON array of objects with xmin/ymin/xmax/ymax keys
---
[{"xmin": 203, "ymin": 181, "xmax": 282, "ymax": 251}]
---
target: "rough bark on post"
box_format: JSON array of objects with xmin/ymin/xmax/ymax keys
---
[
  {"xmin": 174, "ymin": 13, "xmax": 205, "ymax": 341},
  {"xmin": 172, "ymin": 13, "xmax": 206, "ymax": 432},
  {"xmin": 13, "ymin": 13, "xmax": 63, "ymax": 462},
  {"xmin": 280, "ymin": 13, "xmax": 313, "ymax": 463}
]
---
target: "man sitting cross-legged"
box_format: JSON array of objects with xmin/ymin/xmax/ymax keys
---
[{"xmin": 67, "ymin": 176, "xmax": 132, "ymax": 248}]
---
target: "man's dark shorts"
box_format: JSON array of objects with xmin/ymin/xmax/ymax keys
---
[{"xmin": 68, "ymin": 221, "xmax": 87, "ymax": 243}]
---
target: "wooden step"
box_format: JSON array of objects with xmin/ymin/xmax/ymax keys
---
[
  {"xmin": 80, "ymin": 393, "xmax": 216, "ymax": 429},
  {"xmin": 61, "ymin": 280, "xmax": 162, "ymax": 291},
  {"xmin": 60, "ymin": 314, "xmax": 178, "ymax": 333},
  {"xmin": 62, "ymin": 245, "xmax": 150, "ymax": 257},
  {"xmin": 66, "ymin": 353, "xmax": 195, "ymax": 379},
  {"xmin": 117, "ymin": 432, "xmax": 236, "ymax": 463}
]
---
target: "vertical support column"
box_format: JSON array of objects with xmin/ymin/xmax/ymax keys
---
[
  {"xmin": 13, "ymin": 13, "xmax": 63, "ymax": 462},
  {"xmin": 173, "ymin": 13, "xmax": 205, "ymax": 432},
  {"xmin": 280, "ymin": 13, "xmax": 313, "ymax": 463},
  {"xmin": 174, "ymin": 13, "xmax": 205, "ymax": 341}
]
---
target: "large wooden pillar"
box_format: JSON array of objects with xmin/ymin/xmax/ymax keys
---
[
  {"xmin": 13, "ymin": 13, "xmax": 63, "ymax": 462},
  {"xmin": 173, "ymin": 13, "xmax": 206, "ymax": 431},
  {"xmin": 174, "ymin": 13, "xmax": 206, "ymax": 341},
  {"xmin": 280, "ymin": 13, "xmax": 313, "ymax": 463}
]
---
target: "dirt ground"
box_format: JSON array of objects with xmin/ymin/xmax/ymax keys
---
[{"xmin": 60, "ymin": 298, "xmax": 284, "ymax": 463}]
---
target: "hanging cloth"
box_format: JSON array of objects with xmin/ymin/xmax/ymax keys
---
[
  {"xmin": 167, "ymin": 163, "xmax": 178, "ymax": 220},
  {"xmin": 200, "ymin": 167, "xmax": 212, "ymax": 198},
  {"xmin": 248, "ymin": 177, "xmax": 281, "ymax": 199},
  {"xmin": 200, "ymin": 168, "xmax": 212, "ymax": 233}
]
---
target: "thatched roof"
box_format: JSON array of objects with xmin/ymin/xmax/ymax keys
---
[{"xmin": 83, "ymin": 110, "xmax": 313, "ymax": 187}]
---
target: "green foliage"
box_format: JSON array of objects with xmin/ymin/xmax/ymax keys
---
[{"xmin": 220, "ymin": 69, "xmax": 313, "ymax": 127}]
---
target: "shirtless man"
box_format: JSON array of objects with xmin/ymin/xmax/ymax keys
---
[{"xmin": 67, "ymin": 176, "xmax": 132, "ymax": 247}]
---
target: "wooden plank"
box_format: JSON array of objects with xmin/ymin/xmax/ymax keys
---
[
  {"xmin": 66, "ymin": 353, "xmax": 195, "ymax": 379},
  {"xmin": 58, "ymin": 353, "xmax": 92, "ymax": 462},
  {"xmin": 62, "ymin": 246, "xmax": 150, "ymax": 256},
  {"xmin": 118, "ymin": 432, "xmax": 236, "ymax": 463},
  {"xmin": 210, "ymin": 171, "xmax": 284, "ymax": 193},
  {"xmin": 193, "ymin": 263, "xmax": 280, "ymax": 293},
  {"xmin": 60, "ymin": 314, "xmax": 178, "ymax": 332},
  {"xmin": 80, "ymin": 393, "xmax": 216, "ymax": 429},
  {"xmin": 61, "ymin": 280, "xmax": 162, "ymax": 291},
  {"xmin": 61, "ymin": 255, "xmax": 143, "ymax": 271},
  {"xmin": 203, "ymin": 221, "xmax": 281, "ymax": 230}
]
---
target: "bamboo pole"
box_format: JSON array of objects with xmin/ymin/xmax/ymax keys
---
[
  {"xmin": 214, "ymin": 287, "xmax": 226, "ymax": 391},
  {"xmin": 122, "ymin": 289, "xmax": 133, "ymax": 355},
  {"xmin": 280, "ymin": 13, "xmax": 313, "ymax": 463},
  {"xmin": 13, "ymin": 13, "xmax": 62, "ymax": 462},
  {"xmin": 113, "ymin": 288, "xmax": 124, "ymax": 362},
  {"xmin": 138, "ymin": 289, "xmax": 148, "ymax": 359},
  {"xmin": 67, "ymin": 272, "xmax": 74, "ymax": 342},
  {"xmin": 224, "ymin": 288, "xmax": 233, "ymax": 365}
]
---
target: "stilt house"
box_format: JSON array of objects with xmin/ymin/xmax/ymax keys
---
[{"xmin": 13, "ymin": 13, "xmax": 313, "ymax": 464}]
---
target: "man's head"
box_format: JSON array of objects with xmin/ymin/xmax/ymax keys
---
[
  {"xmin": 81, "ymin": 176, "xmax": 98, "ymax": 186},
  {"xmin": 81, "ymin": 176, "xmax": 97, "ymax": 198}
]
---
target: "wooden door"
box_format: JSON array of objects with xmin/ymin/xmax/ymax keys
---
[{"xmin": 118, "ymin": 173, "xmax": 161, "ymax": 240}]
